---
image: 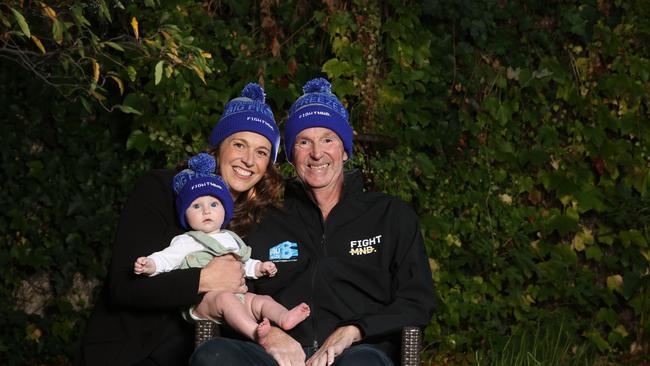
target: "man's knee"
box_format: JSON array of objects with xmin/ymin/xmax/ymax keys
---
[{"xmin": 334, "ymin": 344, "xmax": 394, "ymax": 366}]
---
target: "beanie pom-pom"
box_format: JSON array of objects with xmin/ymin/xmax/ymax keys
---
[
  {"xmin": 241, "ymin": 83, "xmax": 266, "ymax": 103},
  {"xmin": 188, "ymin": 153, "xmax": 216, "ymax": 174},
  {"xmin": 303, "ymin": 78, "xmax": 331, "ymax": 94}
]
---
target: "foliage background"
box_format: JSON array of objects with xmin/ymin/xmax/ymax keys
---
[{"xmin": 1, "ymin": 0, "xmax": 648, "ymax": 364}]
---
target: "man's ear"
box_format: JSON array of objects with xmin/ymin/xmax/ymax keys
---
[{"xmin": 343, "ymin": 150, "xmax": 349, "ymax": 162}]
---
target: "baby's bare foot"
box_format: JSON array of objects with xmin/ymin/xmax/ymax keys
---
[
  {"xmin": 256, "ymin": 318, "xmax": 272, "ymax": 346},
  {"xmin": 278, "ymin": 303, "xmax": 310, "ymax": 330}
]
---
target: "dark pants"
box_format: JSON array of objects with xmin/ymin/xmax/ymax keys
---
[{"xmin": 190, "ymin": 337, "xmax": 395, "ymax": 366}]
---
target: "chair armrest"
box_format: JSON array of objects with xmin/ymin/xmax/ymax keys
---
[
  {"xmin": 195, "ymin": 320, "xmax": 220, "ymax": 349},
  {"xmin": 401, "ymin": 326, "xmax": 422, "ymax": 366}
]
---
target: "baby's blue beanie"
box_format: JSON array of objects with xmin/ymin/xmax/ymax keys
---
[{"xmin": 173, "ymin": 153, "xmax": 234, "ymax": 229}]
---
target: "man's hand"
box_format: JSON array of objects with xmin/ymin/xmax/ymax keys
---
[
  {"xmin": 306, "ymin": 325, "xmax": 362, "ymax": 366},
  {"xmin": 261, "ymin": 327, "xmax": 305, "ymax": 366},
  {"xmin": 198, "ymin": 254, "xmax": 246, "ymax": 294}
]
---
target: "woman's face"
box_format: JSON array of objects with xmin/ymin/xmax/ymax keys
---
[{"xmin": 217, "ymin": 131, "xmax": 272, "ymax": 198}]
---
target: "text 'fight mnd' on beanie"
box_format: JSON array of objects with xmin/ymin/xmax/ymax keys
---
[
  {"xmin": 209, "ymin": 83, "xmax": 281, "ymax": 163},
  {"xmin": 284, "ymin": 78, "xmax": 353, "ymax": 163},
  {"xmin": 173, "ymin": 153, "xmax": 235, "ymax": 229}
]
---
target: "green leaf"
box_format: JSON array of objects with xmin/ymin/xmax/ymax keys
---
[
  {"xmin": 115, "ymin": 105, "xmax": 143, "ymax": 115},
  {"xmin": 126, "ymin": 66, "xmax": 137, "ymax": 82},
  {"xmin": 584, "ymin": 330, "xmax": 611, "ymax": 352},
  {"xmin": 620, "ymin": 229, "xmax": 648, "ymax": 248},
  {"xmin": 10, "ymin": 7, "xmax": 31, "ymax": 37},
  {"xmin": 96, "ymin": 0, "xmax": 112, "ymax": 22},
  {"xmin": 154, "ymin": 61, "xmax": 164, "ymax": 85},
  {"xmin": 606, "ymin": 275, "xmax": 623, "ymax": 294},
  {"xmin": 322, "ymin": 58, "xmax": 351, "ymax": 78},
  {"xmin": 596, "ymin": 308, "xmax": 618, "ymax": 327},
  {"xmin": 551, "ymin": 244, "xmax": 578, "ymax": 265},
  {"xmin": 546, "ymin": 213, "xmax": 579, "ymax": 236},
  {"xmin": 126, "ymin": 130, "xmax": 149, "ymax": 153},
  {"xmin": 622, "ymin": 272, "xmax": 642, "ymax": 300},
  {"xmin": 70, "ymin": 5, "xmax": 91, "ymax": 27},
  {"xmin": 574, "ymin": 185, "xmax": 606, "ymax": 212},
  {"xmin": 52, "ymin": 18, "xmax": 64, "ymax": 44},
  {"xmin": 79, "ymin": 96, "xmax": 92, "ymax": 113},
  {"xmin": 416, "ymin": 153, "xmax": 436, "ymax": 178},
  {"xmin": 104, "ymin": 41, "xmax": 125, "ymax": 52},
  {"xmin": 585, "ymin": 246, "xmax": 602, "ymax": 261},
  {"xmin": 0, "ymin": 11, "xmax": 11, "ymax": 27},
  {"xmin": 27, "ymin": 160, "xmax": 44, "ymax": 180}
]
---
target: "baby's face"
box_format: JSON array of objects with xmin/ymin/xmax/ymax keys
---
[{"xmin": 185, "ymin": 195, "xmax": 225, "ymax": 233}]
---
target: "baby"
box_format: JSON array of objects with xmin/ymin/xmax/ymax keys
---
[{"xmin": 134, "ymin": 153, "xmax": 309, "ymax": 343}]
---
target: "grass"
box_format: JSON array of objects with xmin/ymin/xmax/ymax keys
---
[{"xmin": 473, "ymin": 318, "xmax": 599, "ymax": 366}]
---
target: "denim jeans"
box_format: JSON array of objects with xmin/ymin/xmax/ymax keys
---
[{"xmin": 190, "ymin": 337, "xmax": 395, "ymax": 366}]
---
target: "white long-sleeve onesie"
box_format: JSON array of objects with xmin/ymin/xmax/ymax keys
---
[{"xmin": 146, "ymin": 231, "xmax": 260, "ymax": 278}]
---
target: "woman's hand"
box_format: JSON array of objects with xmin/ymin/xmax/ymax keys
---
[{"xmin": 198, "ymin": 254, "xmax": 246, "ymax": 293}]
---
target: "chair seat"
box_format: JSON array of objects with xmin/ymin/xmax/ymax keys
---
[{"xmin": 194, "ymin": 321, "xmax": 422, "ymax": 366}]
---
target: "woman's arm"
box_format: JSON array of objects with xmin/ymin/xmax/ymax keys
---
[
  {"xmin": 107, "ymin": 170, "xmax": 203, "ymax": 309},
  {"xmin": 108, "ymin": 170, "xmax": 246, "ymax": 310}
]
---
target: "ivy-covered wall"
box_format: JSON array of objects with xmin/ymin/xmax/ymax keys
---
[{"xmin": 1, "ymin": 1, "xmax": 648, "ymax": 364}]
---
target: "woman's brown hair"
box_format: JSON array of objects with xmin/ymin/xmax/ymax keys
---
[{"xmin": 228, "ymin": 162, "xmax": 283, "ymax": 237}]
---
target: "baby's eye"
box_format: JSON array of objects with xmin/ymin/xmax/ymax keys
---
[
  {"xmin": 210, "ymin": 202, "xmax": 219, "ymax": 208},
  {"xmin": 192, "ymin": 203, "xmax": 201, "ymax": 209}
]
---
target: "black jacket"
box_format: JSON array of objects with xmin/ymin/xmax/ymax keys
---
[
  {"xmin": 247, "ymin": 170, "xmax": 436, "ymax": 360},
  {"xmin": 76, "ymin": 170, "xmax": 202, "ymax": 366}
]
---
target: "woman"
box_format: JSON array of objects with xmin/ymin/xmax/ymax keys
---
[{"xmin": 76, "ymin": 83, "xmax": 283, "ymax": 366}]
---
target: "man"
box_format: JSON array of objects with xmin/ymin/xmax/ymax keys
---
[{"xmin": 191, "ymin": 78, "xmax": 436, "ymax": 366}]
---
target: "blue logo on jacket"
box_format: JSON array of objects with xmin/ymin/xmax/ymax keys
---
[{"xmin": 269, "ymin": 241, "xmax": 298, "ymax": 262}]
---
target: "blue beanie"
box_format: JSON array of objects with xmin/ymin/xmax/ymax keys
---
[
  {"xmin": 284, "ymin": 78, "xmax": 353, "ymax": 163},
  {"xmin": 210, "ymin": 83, "xmax": 281, "ymax": 163},
  {"xmin": 173, "ymin": 153, "xmax": 235, "ymax": 229}
]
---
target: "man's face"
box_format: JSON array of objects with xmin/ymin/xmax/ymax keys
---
[{"xmin": 292, "ymin": 127, "xmax": 348, "ymax": 194}]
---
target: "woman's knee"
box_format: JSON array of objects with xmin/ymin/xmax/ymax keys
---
[
  {"xmin": 190, "ymin": 338, "xmax": 276, "ymax": 366},
  {"xmin": 190, "ymin": 338, "xmax": 240, "ymax": 365}
]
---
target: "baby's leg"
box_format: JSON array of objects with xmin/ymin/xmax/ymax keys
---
[
  {"xmin": 248, "ymin": 293, "xmax": 310, "ymax": 331},
  {"xmin": 210, "ymin": 292, "xmax": 259, "ymax": 341}
]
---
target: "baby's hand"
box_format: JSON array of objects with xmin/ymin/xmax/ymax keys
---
[
  {"xmin": 134, "ymin": 257, "xmax": 156, "ymax": 275},
  {"xmin": 260, "ymin": 261, "xmax": 278, "ymax": 277}
]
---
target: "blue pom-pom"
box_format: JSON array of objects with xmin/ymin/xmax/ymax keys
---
[
  {"xmin": 241, "ymin": 83, "xmax": 266, "ymax": 103},
  {"xmin": 188, "ymin": 153, "xmax": 216, "ymax": 174},
  {"xmin": 303, "ymin": 78, "xmax": 331, "ymax": 94}
]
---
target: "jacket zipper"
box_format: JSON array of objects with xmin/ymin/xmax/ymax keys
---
[{"xmin": 310, "ymin": 224, "xmax": 327, "ymax": 351}]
